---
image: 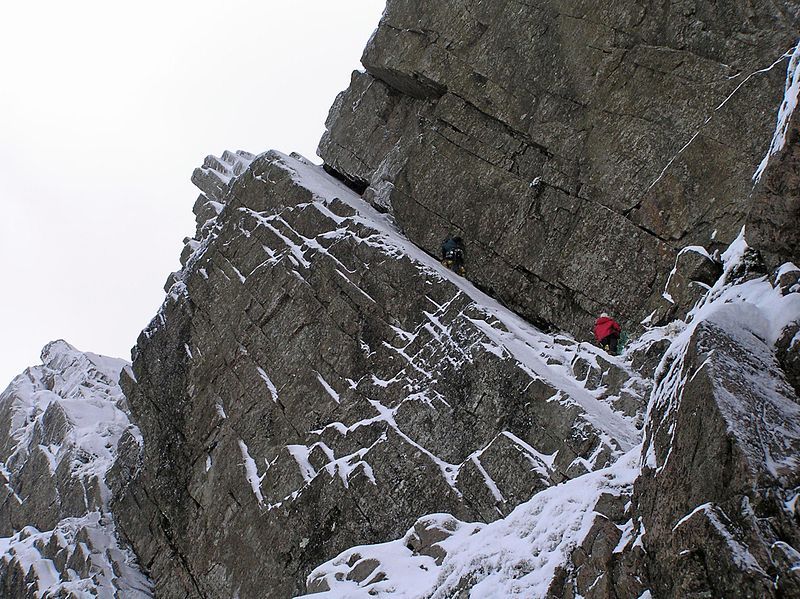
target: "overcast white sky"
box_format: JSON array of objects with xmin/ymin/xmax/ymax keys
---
[{"xmin": 0, "ymin": 1, "xmax": 386, "ymax": 384}]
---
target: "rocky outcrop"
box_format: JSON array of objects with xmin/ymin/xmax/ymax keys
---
[
  {"xmin": 4, "ymin": 2, "xmax": 800, "ymax": 598},
  {"xmin": 0, "ymin": 341, "xmax": 150, "ymax": 597},
  {"xmin": 633, "ymin": 246, "xmax": 800, "ymax": 598},
  {"xmin": 111, "ymin": 151, "xmax": 649, "ymax": 597},
  {"xmin": 100, "ymin": 2, "xmax": 800, "ymax": 595},
  {"xmin": 319, "ymin": 0, "xmax": 800, "ymax": 337}
]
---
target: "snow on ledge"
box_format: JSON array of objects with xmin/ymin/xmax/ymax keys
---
[{"xmin": 299, "ymin": 448, "xmax": 641, "ymax": 599}]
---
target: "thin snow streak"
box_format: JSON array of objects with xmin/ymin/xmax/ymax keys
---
[{"xmin": 648, "ymin": 44, "xmax": 797, "ymax": 192}]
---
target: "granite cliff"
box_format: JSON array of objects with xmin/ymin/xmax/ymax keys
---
[{"xmin": 1, "ymin": 1, "xmax": 800, "ymax": 598}]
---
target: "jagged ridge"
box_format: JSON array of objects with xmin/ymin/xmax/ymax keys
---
[{"xmin": 0, "ymin": 341, "xmax": 151, "ymax": 598}]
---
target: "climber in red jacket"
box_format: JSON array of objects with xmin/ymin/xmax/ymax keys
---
[{"xmin": 594, "ymin": 313, "xmax": 621, "ymax": 355}]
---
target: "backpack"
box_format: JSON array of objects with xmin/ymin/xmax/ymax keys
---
[{"xmin": 445, "ymin": 247, "xmax": 464, "ymax": 261}]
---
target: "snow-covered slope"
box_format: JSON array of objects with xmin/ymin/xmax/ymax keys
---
[
  {"xmin": 0, "ymin": 340, "xmax": 151, "ymax": 597},
  {"xmin": 300, "ymin": 449, "xmax": 641, "ymax": 598}
]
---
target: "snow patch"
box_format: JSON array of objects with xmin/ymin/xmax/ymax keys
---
[
  {"xmin": 238, "ymin": 439, "xmax": 264, "ymax": 505},
  {"xmin": 300, "ymin": 448, "xmax": 641, "ymax": 599},
  {"xmin": 314, "ymin": 372, "xmax": 340, "ymax": 404},
  {"xmin": 255, "ymin": 366, "xmax": 279, "ymax": 403}
]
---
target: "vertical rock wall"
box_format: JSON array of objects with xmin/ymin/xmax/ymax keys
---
[{"xmin": 319, "ymin": 0, "xmax": 800, "ymax": 336}]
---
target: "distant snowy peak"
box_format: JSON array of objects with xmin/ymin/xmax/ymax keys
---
[
  {"xmin": 1, "ymin": 340, "xmax": 130, "ymax": 460},
  {"xmin": 3, "ymin": 338, "xmax": 130, "ymax": 468},
  {"xmin": 32, "ymin": 338, "xmax": 126, "ymax": 400},
  {"xmin": 0, "ymin": 341, "xmax": 151, "ymax": 597}
]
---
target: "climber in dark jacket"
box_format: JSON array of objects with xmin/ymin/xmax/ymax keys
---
[
  {"xmin": 441, "ymin": 236, "xmax": 466, "ymax": 275},
  {"xmin": 594, "ymin": 313, "xmax": 621, "ymax": 355}
]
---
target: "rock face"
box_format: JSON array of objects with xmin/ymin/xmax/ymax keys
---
[
  {"xmin": 4, "ymin": 2, "xmax": 800, "ymax": 599},
  {"xmin": 319, "ymin": 0, "xmax": 800, "ymax": 336},
  {"xmin": 112, "ymin": 151, "xmax": 649, "ymax": 598},
  {"xmin": 297, "ymin": 235, "xmax": 800, "ymax": 599},
  {"xmin": 632, "ymin": 248, "xmax": 800, "ymax": 598},
  {"xmin": 750, "ymin": 105, "xmax": 800, "ymax": 266},
  {"xmin": 109, "ymin": 154, "xmax": 798, "ymax": 599},
  {"xmin": 0, "ymin": 341, "xmax": 150, "ymax": 597}
]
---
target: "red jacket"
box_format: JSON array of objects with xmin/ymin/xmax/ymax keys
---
[{"xmin": 594, "ymin": 316, "xmax": 621, "ymax": 341}]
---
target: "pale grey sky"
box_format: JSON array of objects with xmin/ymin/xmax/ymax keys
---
[{"xmin": 0, "ymin": 0, "xmax": 386, "ymax": 384}]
